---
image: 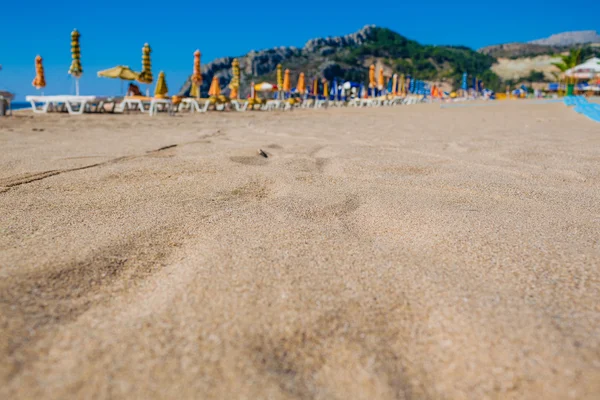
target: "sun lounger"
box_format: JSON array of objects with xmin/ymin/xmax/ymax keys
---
[
  {"xmin": 176, "ymin": 98, "xmax": 211, "ymax": 113},
  {"xmin": 116, "ymin": 96, "xmax": 153, "ymax": 113},
  {"xmin": 231, "ymin": 100, "xmax": 249, "ymax": 112},
  {"xmin": 148, "ymin": 98, "xmax": 173, "ymax": 116},
  {"xmin": 25, "ymin": 95, "xmax": 100, "ymax": 115}
]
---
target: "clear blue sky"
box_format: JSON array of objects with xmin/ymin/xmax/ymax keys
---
[{"xmin": 1, "ymin": 0, "xmax": 598, "ymax": 100}]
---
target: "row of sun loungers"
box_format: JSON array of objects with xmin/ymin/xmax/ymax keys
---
[{"xmin": 24, "ymin": 94, "xmax": 426, "ymax": 116}]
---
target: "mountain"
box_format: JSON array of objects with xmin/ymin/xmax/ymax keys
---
[
  {"xmin": 529, "ymin": 31, "xmax": 600, "ymax": 46},
  {"xmin": 177, "ymin": 25, "xmax": 501, "ymax": 97}
]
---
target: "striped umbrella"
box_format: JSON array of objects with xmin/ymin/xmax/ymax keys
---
[
  {"xmin": 154, "ymin": 71, "xmax": 168, "ymax": 98},
  {"xmin": 208, "ymin": 76, "xmax": 221, "ymax": 97},
  {"xmin": 283, "ymin": 69, "xmax": 291, "ymax": 93},
  {"xmin": 191, "ymin": 50, "xmax": 202, "ymax": 98},
  {"xmin": 296, "ymin": 73, "xmax": 305, "ymax": 95},
  {"xmin": 138, "ymin": 43, "xmax": 153, "ymax": 84},
  {"xmin": 229, "ymin": 58, "xmax": 240, "ymax": 99},
  {"xmin": 68, "ymin": 29, "xmax": 83, "ymax": 95},
  {"xmin": 32, "ymin": 55, "xmax": 46, "ymax": 90},
  {"xmin": 276, "ymin": 64, "xmax": 283, "ymax": 98}
]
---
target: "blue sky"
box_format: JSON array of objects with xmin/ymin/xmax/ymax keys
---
[{"xmin": 1, "ymin": 0, "xmax": 598, "ymax": 100}]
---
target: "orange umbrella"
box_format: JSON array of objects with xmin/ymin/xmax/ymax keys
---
[
  {"xmin": 191, "ymin": 50, "xmax": 202, "ymax": 98},
  {"xmin": 297, "ymin": 72, "xmax": 305, "ymax": 94},
  {"xmin": 378, "ymin": 68, "xmax": 384, "ymax": 90},
  {"xmin": 369, "ymin": 64, "xmax": 376, "ymax": 88},
  {"xmin": 32, "ymin": 55, "xmax": 46, "ymax": 90},
  {"xmin": 208, "ymin": 76, "xmax": 221, "ymax": 97},
  {"xmin": 312, "ymin": 78, "xmax": 318, "ymax": 95},
  {"xmin": 283, "ymin": 69, "xmax": 291, "ymax": 92}
]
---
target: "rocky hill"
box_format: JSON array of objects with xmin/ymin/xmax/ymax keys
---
[
  {"xmin": 529, "ymin": 30, "xmax": 600, "ymax": 46},
  {"xmin": 178, "ymin": 25, "xmax": 499, "ymax": 97}
]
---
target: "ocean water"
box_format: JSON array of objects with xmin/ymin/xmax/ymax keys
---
[{"xmin": 11, "ymin": 102, "xmax": 31, "ymax": 110}]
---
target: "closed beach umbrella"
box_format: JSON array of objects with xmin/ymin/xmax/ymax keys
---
[
  {"xmin": 297, "ymin": 72, "xmax": 305, "ymax": 94},
  {"xmin": 68, "ymin": 29, "xmax": 83, "ymax": 95},
  {"xmin": 276, "ymin": 64, "xmax": 283, "ymax": 91},
  {"xmin": 369, "ymin": 64, "xmax": 376, "ymax": 96},
  {"xmin": 32, "ymin": 55, "xmax": 46, "ymax": 90},
  {"xmin": 229, "ymin": 58, "xmax": 240, "ymax": 100},
  {"xmin": 322, "ymin": 79, "xmax": 328, "ymax": 98},
  {"xmin": 208, "ymin": 76, "xmax": 221, "ymax": 97},
  {"xmin": 378, "ymin": 68, "xmax": 384, "ymax": 91},
  {"xmin": 138, "ymin": 43, "xmax": 153, "ymax": 84},
  {"xmin": 154, "ymin": 71, "xmax": 168, "ymax": 98},
  {"xmin": 191, "ymin": 50, "xmax": 202, "ymax": 98},
  {"xmin": 312, "ymin": 79, "xmax": 318, "ymax": 96},
  {"xmin": 283, "ymin": 69, "xmax": 291, "ymax": 93},
  {"xmin": 332, "ymin": 78, "xmax": 337, "ymax": 100},
  {"xmin": 392, "ymin": 74, "xmax": 398, "ymax": 95},
  {"xmin": 399, "ymin": 74, "xmax": 405, "ymax": 95}
]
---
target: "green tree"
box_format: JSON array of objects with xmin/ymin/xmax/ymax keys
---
[{"xmin": 552, "ymin": 49, "xmax": 581, "ymax": 84}]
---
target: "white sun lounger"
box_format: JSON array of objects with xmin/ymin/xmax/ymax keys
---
[
  {"xmin": 177, "ymin": 98, "xmax": 211, "ymax": 113},
  {"xmin": 148, "ymin": 98, "xmax": 173, "ymax": 116},
  {"xmin": 26, "ymin": 95, "xmax": 101, "ymax": 115}
]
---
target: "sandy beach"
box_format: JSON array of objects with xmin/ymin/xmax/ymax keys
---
[{"xmin": 0, "ymin": 102, "xmax": 599, "ymax": 399}]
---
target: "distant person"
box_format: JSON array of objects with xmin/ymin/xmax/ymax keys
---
[{"xmin": 128, "ymin": 83, "xmax": 142, "ymax": 97}]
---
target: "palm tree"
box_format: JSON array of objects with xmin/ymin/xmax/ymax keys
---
[{"xmin": 552, "ymin": 48, "xmax": 582, "ymax": 85}]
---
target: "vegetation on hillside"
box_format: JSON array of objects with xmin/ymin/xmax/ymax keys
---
[{"xmin": 328, "ymin": 27, "xmax": 503, "ymax": 91}]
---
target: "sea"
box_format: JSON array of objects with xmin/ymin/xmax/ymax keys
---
[{"xmin": 11, "ymin": 102, "xmax": 31, "ymax": 110}]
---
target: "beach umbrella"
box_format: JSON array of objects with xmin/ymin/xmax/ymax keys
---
[
  {"xmin": 68, "ymin": 29, "xmax": 83, "ymax": 95},
  {"xmin": 138, "ymin": 43, "xmax": 153, "ymax": 85},
  {"xmin": 311, "ymin": 79, "xmax": 318, "ymax": 96},
  {"xmin": 461, "ymin": 72, "xmax": 467, "ymax": 92},
  {"xmin": 297, "ymin": 72, "xmax": 306, "ymax": 95},
  {"xmin": 98, "ymin": 65, "xmax": 139, "ymax": 94},
  {"xmin": 368, "ymin": 64, "xmax": 376, "ymax": 97},
  {"xmin": 255, "ymin": 82, "xmax": 274, "ymax": 92},
  {"xmin": 387, "ymin": 77, "xmax": 393, "ymax": 94},
  {"xmin": 97, "ymin": 66, "xmax": 139, "ymax": 80},
  {"xmin": 322, "ymin": 79, "xmax": 328, "ymax": 98},
  {"xmin": 32, "ymin": 55, "xmax": 46, "ymax": 90},
  {"xmin": 283, "ymin": 69, "xmax": 291, "ymax": 94},
  {"xmin": 154, "ymin": 71, "xmax": 168, "ymax": 98},
  {"xmin": 378, "ymin": 68, "xmax": 384, "ymax": 91},
  {"xmin": 229, "ymin": 58, "xmax": 240, "ymax": 100},
  {"xmin": 191, "ymin": 50, "xmax": 202, "ymax": 98},
  {"xmin": 332, "ymin": 78, "xmax": 337, "ymax": 100},
  {"xmin": 208, "ymin": 76, "xmax": 221, "ymax": 97},
  {"xmin": 276, "ymin": 64, "xmax": 283, "ymax": 98},
  {"xmin": 392, "ymin": 74, "xmax": 398, "ymax": 95}
]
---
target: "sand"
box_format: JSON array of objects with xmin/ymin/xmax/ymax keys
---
[{"xmin": 0, "ymin": 102, "xmax": 599, "ymax": 399}]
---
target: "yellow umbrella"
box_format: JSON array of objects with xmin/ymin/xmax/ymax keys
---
[
  {"xmin": 68, "ymin": 29, "xmax": 83, "ymax": 95},
  {"xmin": 190, "ymin": 50, "xmax": 202, "ymax": 98},
  {"xmin": 392, "ymin": 74, "xmax": 398, "ymax": 95},
  {"xmin": 297, "ymin": 72, "xmax": 305, "ymax": 94},
  {"xmin": 32, "ymin": 55, "xmax": 46, "ymax": 90},
  {"xmin": 97, "ymin": 66, "xmax": 139, "ymax": 80},
  {"xmin": 283, "ymin": 69, "xmax": 291, "ymax": 92},
  {"xmin": 138, "ymin": 43, "xmax": 153, "ymax": 84},
  {"xmin": 229, "ymin": 58, "xmax": 240, "ymax": 99},
  {"xmin": 322, "ymin": 79, "xmax": 328, "ymax": 97},
  {"xmin": 208, "ymin": 76, "xmax": 221, "ymax": 97},
  {"xmin": 276, "ymin": 64, "xmax": 283, "ymax": 90},
  {"xmin": 154, "ymin": 71, "xmax": 168, "ymax": 98},
  {"xmin": 378, "ymin": 68, "xmax": 384, "ymax": 90},
  {"xmin": 399, "ymin": 74, "xmax": 405, "ymax": 95}
]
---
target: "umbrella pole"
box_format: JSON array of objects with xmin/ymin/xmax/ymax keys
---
[{"xmin": 75, "ymin": 78, "xmax": 80, "ymax": 96}]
